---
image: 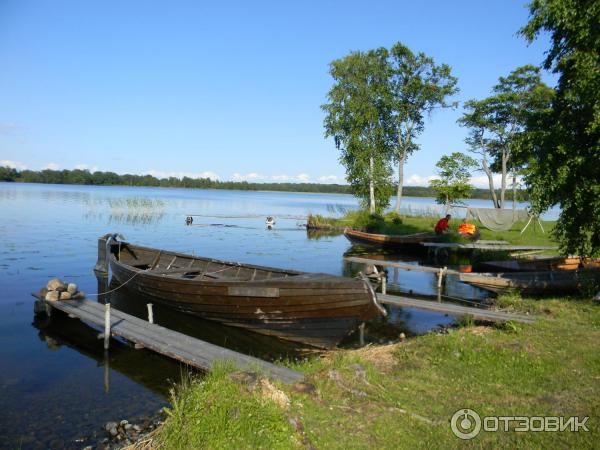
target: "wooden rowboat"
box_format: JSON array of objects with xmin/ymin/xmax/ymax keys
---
[
  {"xmin": 479, "ymin": 256, "xmax": 600, "ymax": 272},
  {"xmin": 459, "ymin": 269, "xmax": 600, "ymax": 295},
  {"xmin": 104, "ymin": 238, "xmax": 384, "ymax": 348},
  {"xmin": 343, "ymin": 228, "xmax": 439, "ymax": 250}
]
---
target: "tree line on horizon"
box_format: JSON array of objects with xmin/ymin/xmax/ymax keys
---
[{"xmin": 0, "ymin": 165, "xmax": 528, "ymax": 201}]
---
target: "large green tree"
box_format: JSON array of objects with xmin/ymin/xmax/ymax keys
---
[
  {"xmin": 388, "ymin": 43, "xmax": 459, "ymax": 213},
  {"xmin": 458, "ymin": 65, "xmax": 553, "ymax": 208},
  {"xmin": 429, "ymin": 152, "xmax": 477, "ymax": 206},
  {"xmin": 322, "ymin": 48, "xmax": 395, "ymax": 213},
  {"xmin": 520, "ymin": 0, "xmax": 600, "ymax": 256}
]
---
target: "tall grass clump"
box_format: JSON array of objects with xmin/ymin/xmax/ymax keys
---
[{"xmin": 157, "ymin": 364, "xmax": 296, "ymax": 449}]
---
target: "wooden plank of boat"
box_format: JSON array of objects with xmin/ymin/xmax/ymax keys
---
[
  {"xmin": 101, "ymin": 237, "xmax": 385, "ymax": 349},
  {"xmin": 343, "ymin": 228, "xmax": 439, "ymax": 249}
]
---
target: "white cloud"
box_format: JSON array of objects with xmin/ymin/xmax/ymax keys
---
[
  {"xmin": 267, "ymin": 174, "xmax": 311, "ymax": 182},
  {"xmin": 44, "ymin": 163, "xmax": 60, "ymax": 170},
  {"xmin": 0, "ymin": 159, "xmax": 27, "ymax": 170},
  {"xmin": 271, "ymin": 174, "xmax": 292, "ymax": 181},
  {"xmin": 147, "ymin": 169, "xmax": 220, "ymax": 180},
  {"xmin": 317, "ymin": 175, "xmax": 341, "ymax": 183},
  {"xmin": 405, "ymin": 174, "xmax": 439, "ymax": 185},
  {"xmin": 75, "ymin": 164, "xmax": 99, "ymax": 172},
  {"xmin": 232, "ymin": 172, "xmax": 266, "ymax": 182}
]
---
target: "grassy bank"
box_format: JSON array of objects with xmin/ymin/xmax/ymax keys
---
[
  {"xmin": 154, "ymin": 296, "xmax": 599, "ymax": 449},
  {"xmin": 308, "ymin": 210, "xmax": 557, "ymax": 247}
]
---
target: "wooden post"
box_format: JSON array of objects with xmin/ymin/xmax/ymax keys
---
[
  {"xmin": 381, "ymin": 273, "xmax": 387, "ymax": 295},
  {"xmin": 147, "ymin": 303, "xmax": 154, "ymax": 324},
  {"xmin": 104, "ymin": 303, "xmax": 111, "ymax": 350},
  {"xmin": 358, "ymin": 322, "xmax": 365, "ymax": 347},
  {"xmin": 393, "ymin": 267, "xmax": 399, "ymax": 285},
  {"xmin": 103, "ymin": 350, "xmax": 110, "ymax": 393},
  {"xmin": 437, "ymin": 268, "xmax": 444, "ymax": 288}
]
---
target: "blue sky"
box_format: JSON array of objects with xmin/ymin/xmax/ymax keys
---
[{"xmin": 0, "ymin": 0, "xmax": 552, "ymax": 186}]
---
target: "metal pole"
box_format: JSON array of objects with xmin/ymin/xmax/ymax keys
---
[
  {"xmin": 104, "ymin": 303, "xmax": 111, "ymax": 350},
  {"xmin": 147, "ymin": 303, "xmax": 154, "ymax": 324}
]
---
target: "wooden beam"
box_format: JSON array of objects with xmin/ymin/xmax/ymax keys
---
[
  {"xmin": 344, "ymin": 256, "xmax": 459, "ymax": 275},
  {"xmin": 377, "ymin": 293, "xmax": 536, "ymax": 324},
  {"xmin": 44, "ymin": 298, "xmax": 304, "ymax": 384}
]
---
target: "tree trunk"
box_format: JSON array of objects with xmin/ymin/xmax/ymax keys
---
[
  {"xmin": 512, "ymin": 171, "xmax": 517, "ymax": 212},
  {"xmin": 369, "ymin": 155, "xmax": 375, "ymax": 214},
  {"xmin": 500, "ymin": 150, "xmax": 508, "ymax": 209},
  {"xmin": 482, "ymin": 158, "xmax": 500, "ymax": 208},
  {"xmin": 395, "ymin": 149, "xmax": 406, "ymax": 214}
]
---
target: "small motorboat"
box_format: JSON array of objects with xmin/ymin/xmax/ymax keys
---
[{"xmin": 265, "ymin": 216, "xmax": 275, "ymax": 228}]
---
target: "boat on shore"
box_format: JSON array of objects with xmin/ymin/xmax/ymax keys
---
[
  {"xmin": 343, "ymin": 228, "xmax": 439, "ymax": 251},
  {"xmin": 101, "ymin": 237, "xmax": 384, "ymax": 348},
  {"xmin": 479, "ymin": 256, "xmax": 600, "ymax": 272},
  {"xmin": 459, "ymin": 268, "xmax": 600, "ymax": 295}
]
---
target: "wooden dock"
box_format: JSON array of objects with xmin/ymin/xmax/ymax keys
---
[
  {"xmin": 377, "ymin": 294, "xmax": 536, "ymax": 324},
  {"xmin": 344, "ymin": 256, "xmax": 459, "ymax": 275},
  {"xmin": 43, "ymin": 298, "xmax": 304, "ymax": 384},
  {"xmin": 422, "ymin": 242, "xmax": 557, "ymax": 251}
]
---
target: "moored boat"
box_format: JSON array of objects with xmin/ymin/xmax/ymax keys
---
[
  {"xmin": 343, "ymin": 228, "xmax": 439, "ymax": 251},
  {"xmin": 459, "ymin": 268, "xmax": 600, "ymax": 295},
  {"xmin": 99, "ymin": 236, "xmax": 384, "ymax": 348},
  {"xmin": 479, "ymin": 256, "xmax": 600, "ymax": 272}
]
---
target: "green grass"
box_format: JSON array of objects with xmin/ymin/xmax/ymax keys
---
[
  {"xmin": 309, "ymin": 210, "xmax": 557, "ymax": 248},
  {"xmin": 156, "ymin": 363, "xmax": 298, "ymax": 449},
  {"xmin": 156, "ymin": 296, "xmax": 600, "ymax": 449}
]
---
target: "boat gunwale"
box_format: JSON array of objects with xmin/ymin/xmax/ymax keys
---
[{"xmin": 110, "ymin": 242, "xmax": 368, "ymax": 288}]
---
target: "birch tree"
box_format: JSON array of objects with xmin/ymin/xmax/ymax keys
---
[
  {"xmin": 387, "ymin": 43, "xmax": 459, "ymax": 213},
  {"xmin": 322, "ymin": 49, "xmax": 394, "ymax": 213},
  {"xmin": 459, "ymin": 66, "xmax": 553, "ymax": 209}
]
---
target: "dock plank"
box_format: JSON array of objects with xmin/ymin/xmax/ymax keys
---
[
  {"xmin": 422, "ymin": 242, "xmax": 557, "ymax": 251},
  {"xmin": 377, "ymin": 294, "xmax": 536, "ymax": 324},
  {"xmin": 45, "ymin": 298, "xmax": 303, "ymax": 384},
  {"xmin": 344, "ymin": 256, "xmax": 459, "ymax": 275}
]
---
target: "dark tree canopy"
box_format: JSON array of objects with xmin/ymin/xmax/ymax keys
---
[{"xmin": 520, "ymin": 0, "xmax": 600, "ymax": 256}]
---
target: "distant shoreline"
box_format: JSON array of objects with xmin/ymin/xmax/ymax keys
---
[{"xmin": 0, "ymin": 167, "xmax": 527, "ymax": 201}]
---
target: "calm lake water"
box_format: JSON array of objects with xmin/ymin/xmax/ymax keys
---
[{"xmin": 0, "ymin": 182, "xmax": 552, "ymax": 449}]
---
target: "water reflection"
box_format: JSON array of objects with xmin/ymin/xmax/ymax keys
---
[{"xmin": 342, "ymin": 245, "xmax": 494, "ymax": 303}]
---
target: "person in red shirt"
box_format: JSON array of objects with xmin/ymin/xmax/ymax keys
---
[{"xmin": 434, "ymin": 214, "xmax": 451, "ymax": 234}]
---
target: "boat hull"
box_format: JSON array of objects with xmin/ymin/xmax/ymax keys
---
[
  {"xmin": 108, "ymin": 242, "xmax": 382, "ymax": 348},
  {"xmin": 459, "ymin": 269, "xmax": 600, "ymax": 295},
  {"xmin": 343, "ymin": 228, "xmax": 439, "ymax": 251}
]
